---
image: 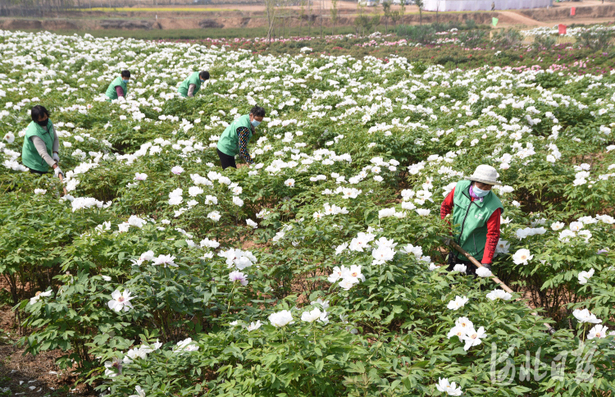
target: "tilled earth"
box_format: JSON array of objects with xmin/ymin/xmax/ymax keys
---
[{"xmin": 0, "ymin": 307, "xmax": 95, "ymax": 397}]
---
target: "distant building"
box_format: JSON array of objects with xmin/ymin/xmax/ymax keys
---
[{"xmin": 423, "ymin": 0, "xmax": 552, "ymax": 11}]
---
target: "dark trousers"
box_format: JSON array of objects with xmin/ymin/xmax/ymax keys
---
[
  {"xmin": 447, "ymin": 250, "xmax": 478, "ymax": 276},
  {"xmin": 28, "ymin": 167, "xmax": 47, "ymax": 175},
  {"xmin": 217, "ymin": 149, "xmax": 236, "ymax": 170}
]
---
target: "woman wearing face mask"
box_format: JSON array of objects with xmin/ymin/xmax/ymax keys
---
[
  {"xmin": 216, "ymin": 106, "xmax": 266, "ymax": 170},
  {"xmin": 178, "ymin": 71, "xmax": 210, "ymax": 98},
  {"xmin": 105, "ymin": 70, "xmax": 131, "ymax": 101},
  {"xmin": 21, "ymin": 105, "xmax": 63, "ymax": 177},
  {"xmin": 440, "ymin": 165, "xmax": 503, "ymax": 275}
]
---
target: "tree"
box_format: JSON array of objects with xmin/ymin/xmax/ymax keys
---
[
  {"xmin": 415, "ymin": 0, "xmax": 423, "ymax": 25},
  {"xmin": 264, "ymin": 0, "xmax": 277, "ymax": 43},
  {"xmin": 399, "ymin": 0, "xmax": 405, "ymax": 25},
  {"xmin": 382, "ymin": 0, "xmax": 392, "ymax": 34},
  {"xmin": 299, "ymin": 0, "xmax": 306, "ymax": 36},
  {"xmin": 370, "ymin": 7, "xmax": 381, "ymax": 34},
  {"xmin": 390, "ymin": 10, "xmax": 401, "ymax": 28},
  {"xmin": 354, "ymin": 4, "xmax": 369, "ymax": 37},
  {"xmin": 330, "ymin": 0, "xmax": 339, "ymax": 35},
  {"xmin": 307, "ymin": 0, "xmax": 313, "ymax": 35},
  {"xmin": 320, "ymin": 0, "xmax": 324, "ymax": 38}
]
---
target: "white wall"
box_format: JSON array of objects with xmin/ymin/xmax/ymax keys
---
[{"xmin": 423, "ymin": 0, "xmax": 552, "ymax": 11}]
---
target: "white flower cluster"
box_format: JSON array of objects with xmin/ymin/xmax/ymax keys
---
[{"xmin": 447, "ymin": 316, "xmax": 487, "ymax": 351}]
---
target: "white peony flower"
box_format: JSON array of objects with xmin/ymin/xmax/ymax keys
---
[
  {"xmin": 229, "ymin": 271, "xmax": 248, "ymax": 286},
  {"xmin": 3, "ymin": 132, "xmax": 15, "ymax": 144},
  {"xmin": 129, "ymin": 385, "xmax": 146, "ymax": 397},
  {"xmin": 512, "ymin": 249, "xmax": 533, "ymax": 265},
  {"xmin": 301, "ymin": 307, "xmax": 325, "ymax": 323},
  {"xmin": 578, "ymin": 269, "xmax": 594, "ymax": 285},
  {"xmin": 339, "ymin": 277, "xmax": 360, "ymax": 290},
  {"xmin": 435, "ymin": 378, "xmax": 462, "ymax": 396},
  {"xmin": 462, "ymin": 326, "xmax": 487, "ymax": 351},
  {"xmin": 371, "ymin": 246, "xmax": 396, "ymax": 264},
  {"xmin": 153, "ymin": 254, "xmax": 177, "ymax": 268},
  {"xmin": 452, "ymin": 264, "xmax": 467, "ymax": 273},
  {"xmin": 108, "ymin": 289, "xmax": 134, "ymax": 312},
  {"xmin": 208, "ymin": 211, "xmax": 221, "ymax": 222},
  {"xmin": 268, "ymin": 310, "xmax": 294, "ymax": 327},
  {"xmin": 246, "ymin": 320, "xmax": 262, "ymax": 332},
  {"xmin": 587, "ymin": 324, "xmax": 609, "ymax": 340},
  {"xmin": 476, "ymin": 267, "xmax": 493, "ymax": 278},
  {"xmin": 415, "ymin": 208, "xmax": 431, "ymax": 216},
  {"xmin": 446, "ymin": 296, "xmax": 468, "ymax": 310},
  {"xmin": 174, "ymin": 338, "xmax": 199, "ymax": 353},
  {"xmin": 29, "ymin": 290, "xmax": 53, "ymax": 305},
  {"xmin": 486, "ymin": 289, "xmax": 512, "ymax": 301},
  {"xmin": 573, "ymin": 309, "xmax": 602, "ymax": 324},
  {"xmin": 188, "ymin": 186, "xmax": 203, "ymax": 196}
]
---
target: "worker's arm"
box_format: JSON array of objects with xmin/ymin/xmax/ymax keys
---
[
  {"xmin": 30, "ymin": 136, "xmax": 56, "ymax": 167},
  {"xmin": 237, "ymin": 127, "xmax": 254, "ymax": 165},
  {"xmin": 481, "ymin": 208, "xmax": 502, "ymax": 265},
  {"xmin": 115, "ymin": 85, "xmax": 124, "ymax": 98},
  {"xmin": 188, "ymin": 84, "xmax": 196, "ymax": 97},
  {"xmin": 51, "ymin": 125, "xmax": 59, "ymax": 154},
  {"xmin": 440, "ymin": 187, "xmax": 455, "ymax": 219}
]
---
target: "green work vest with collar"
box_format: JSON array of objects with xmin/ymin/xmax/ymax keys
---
[
  {"xmin": 178, "ymin": 72, "xmax": 202, "ymax": 97},
  {"xmin": 105, "ymin": 76, "xmax": 128, "ymax": 101},
  {"xmin": 451, "ymin": 179, "xmax": 504, "ymax": 260},
  {"xmin": 217, "ymin": 114, "xmax": 253, "ymax": 157},
  {"xmin": 22, "ymin": 120, "xmax": 55, "ymax": 172}
]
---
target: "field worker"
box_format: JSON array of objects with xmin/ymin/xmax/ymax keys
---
[
  {"xmin": 178, "ymin": 71, "xmax": 210, "ymax": 98},
  {"xmin": 21, "ymin": 105, "xmax": 63, "ymax": 177},
  {"xmin": 105, "ymin": 70, "xmax": 131, "ymax": 101},
  {"xmin": 440, "ymin": 165, "xmax": 503, "ymax": 275},
  {"xmin": 216, "ymin": 106, "xmax": 266, "ymax": 170}
]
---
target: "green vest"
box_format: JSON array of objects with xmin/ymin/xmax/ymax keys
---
[
  {"xmin": 451, "ymin": 180, "xmax": 504, "ymax": 260},
  {"xmin": 22, "ymin": 120, "xmax": 55, "ymax": 172},
  {"xmin": 105, "ymin": 76, "xmax": 128, "ymax": 101},
  {"xmin": 217, "ymin": 115, "xmax": 253, "ymax": 157},
  {"xmin": 178, "ymin": 72, "xmax": 202, "ymax": 97}
]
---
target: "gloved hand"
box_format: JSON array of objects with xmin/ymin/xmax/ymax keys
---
[
  {"xmin": 54, "ymin": 167, "xmax": 64, "ymax": 178},
  {"xmin": 53, "ymin": 153, "xmax": 60, "ymax": 163},
  {"xmin": 481, "ymin": 263, "xmax": 492, "ymax": 270}
]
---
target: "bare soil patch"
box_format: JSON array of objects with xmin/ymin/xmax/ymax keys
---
[{"xmin": 0, "ymin": 307, "xmax": 95, "ymax": 397}]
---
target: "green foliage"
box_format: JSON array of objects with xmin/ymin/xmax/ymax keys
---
[
  {"xmin": 396, "ymin": 24, "xmax": 436, "ymax": 44},
  {"xmin": 0, "ymin": 29, "xmax": 614, "ymax": 397},
  {"xmin": 576, "ymin": 28, "xmax": 614, "ymax": 52},
  {"xmin": 492, "ymin": 28, "xmax": 523, "ymax": 49},
  {"xmin": 532, "ymin": 34, "xmax": 556, "ymax": 51}
]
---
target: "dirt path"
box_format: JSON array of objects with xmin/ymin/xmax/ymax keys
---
[{"xmin": 497, "ymin": 10, "xmax": 546, "ymax": 27}]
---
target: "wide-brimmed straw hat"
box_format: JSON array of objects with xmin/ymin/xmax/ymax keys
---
[{"xmin": 467, "ymin": 164, "xmax": 501, "ymax": 186}]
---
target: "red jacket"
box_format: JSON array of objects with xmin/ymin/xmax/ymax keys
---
[{"xmin": 440, "ymin": 187, "xmax": 501, "ymax": 264}]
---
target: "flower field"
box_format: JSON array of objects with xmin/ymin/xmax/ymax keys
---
[{"xmin": 1, "ymin": 29, "xmax": 615, "ymax": 396}]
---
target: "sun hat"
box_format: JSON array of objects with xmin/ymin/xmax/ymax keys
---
[{"xmin": 467, "ymin": 164, "xmax": 501, "ymax": 186}]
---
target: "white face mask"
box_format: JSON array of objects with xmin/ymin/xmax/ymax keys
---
[
  {"xmin": 472, "ymin": 184, "xmax": 490, "ymax": 198},
  {"xmin": 251, "ymin": 119, "xmax": 261, "ymax": 127}
]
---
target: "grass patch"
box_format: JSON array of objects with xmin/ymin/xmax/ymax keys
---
[
  {"xmin": 69, "ymin": 7, "xmax": 238, "ymax": 12},
  {"xmin": 49, "ymin": 25, "xmax": 366, "ymax": 40}
]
